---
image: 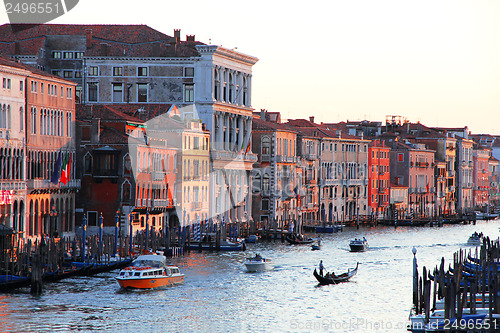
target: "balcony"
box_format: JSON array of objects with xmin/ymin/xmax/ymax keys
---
[
  {"xmin": 304, "ymin": 153, "xmax": 317, "ymax": 161},
  {"xmin": 0, "ymin": 181, "xmax": 26, "ymax": 191},
  {"xmin": 275, "ymin": 155, "xmax": 296, "ymax": 163},
  {"xmin": 27, "ymin": 179, "xmax": 80, "ymax": 189},
  {"xmin": 415, "ymin": 161, "xmax": 429, "ymax": 168},
  {"xmin": 152, "ymin": 199, "xmax": 169, "ymax": 207},
  {"xmin": 211, "ymin": 150, "xmax": 258, "ymax": 163},
  {"xmin": 152, "ymin": 171, "xmax": 165, "ymax": 181},
  {"xmin": 192, "ymin": 202, "xmax": 202, "ymax": 210}
]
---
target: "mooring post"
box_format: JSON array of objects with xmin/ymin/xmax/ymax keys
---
[
  {"xmin": 81, "ymin": 215, "xmax": 87, "ymax": 262},
  {"xmin": 98, "ymin": 212, "xmax": 103, "ymax": 261},
  {"xmin": 413, "ymin": 246, "xmax": 418, "ymax": 310},
  {"xmin": 114, "ymin": 211, "xmax": 119, "ymax": 257}
]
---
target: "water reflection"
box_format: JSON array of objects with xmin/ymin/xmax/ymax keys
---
[{"xmin": 0, "ymin": 221, "xmax": 499, "ymax": 332}]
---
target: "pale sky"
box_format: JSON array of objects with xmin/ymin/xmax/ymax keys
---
[{"xmin": 2, "ymin": 0, "xmax": 500, "ymax": 134}]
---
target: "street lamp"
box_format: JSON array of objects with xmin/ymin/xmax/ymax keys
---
[{"xmin": 412, "ymin": 246, "xmax": 418, "ymax": 309}]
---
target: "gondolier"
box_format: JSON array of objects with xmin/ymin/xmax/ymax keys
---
[{"xmin": 319, "ymin": 260, "xmax": 325, "ymax": 276}]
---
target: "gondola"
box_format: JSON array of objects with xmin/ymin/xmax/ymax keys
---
[
  {"xmin": 285, "ymin": 235, "xmax": 314, "ymax": 245},
  {"xmin": 313, "ymin": 262, "xmax": 359, "ymax": 285}
]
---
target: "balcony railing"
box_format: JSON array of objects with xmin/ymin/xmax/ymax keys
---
[
  {"xmin": 27, "ymin": 179, "xmax": 80, "ymax": 189},
  {"xmin": 152, "ymin": 199, "xmax": 169, "ymax": 207},
  {"xmin": 211, "ymin": 150, "xmax": 258, "ymax": 162},
  {"xmin": 0, "ymin": 181, "xmax": 27, "ymax": 191},
  {"xmin": 152, "ymin": 171, "xmax": 165, "ymax": 181},
  {"xmin": 275, "ymin": 155, "xmax": 297, "ymax": 163}
]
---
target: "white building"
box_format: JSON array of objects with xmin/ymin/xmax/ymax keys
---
[{"xmin": 0, "ymin": 56, "xmax": 29, "ymax": 233}]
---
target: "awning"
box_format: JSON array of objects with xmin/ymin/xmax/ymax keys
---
[{"xmin": 0, "ymin": 224, "xmax": 16, "ymax": 236}]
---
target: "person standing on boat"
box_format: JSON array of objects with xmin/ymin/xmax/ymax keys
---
[{"xmin": 319, "ymin": 260, "xmax": 325, "ymax": 276}]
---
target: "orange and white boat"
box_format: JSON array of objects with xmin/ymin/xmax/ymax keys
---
[{"xmin": 115, "ymin": 254, "xmax": 184, "ymax": 289}]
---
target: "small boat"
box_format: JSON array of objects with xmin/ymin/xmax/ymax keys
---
[
  {"xmin": 245, "ymin": 235, "xmax": 258, "ymax": 243},
  {"xmin": 349, "ymin": 238, "xmax": 368, "ymax": 252},
  {"xmin": 315, "ymin": 225, "xmax": 343, "ymax": 233},
  {"xmin": 188, "ymin": 240, "xmax": 246, "ymax": 251},
  {"xmin": 467, "ymin": 232, "xmax": 483, "ymax": 246},
  {"xmin": 285, "ymin": 234, "xmax": 314, "ymax": 245},
  {"xmin": 475, "ymin": 211, "xmax": 499, "ymax": 220},
  {"xmin": 115, "ymin": 254, "xmax": 184, "ymax": 289},
  {"xmin": 313, "ymin": 263, "xmax": 359, "ymax": 285},
  {"xmin": 311, "ymin": 239, "xmax": 322, "ymax": 250},
  {"xmin": 244, "ymin": 254, "xmax": 274, "ymax": 272}
]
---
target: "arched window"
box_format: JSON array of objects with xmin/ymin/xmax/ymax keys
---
[
  {"xmin": 262, "ymin": 136, "xmax": 270, "ymax": 156},
  {"xmin": 262, "ymin": 174, "xmax": 270, "ymax": 194},
  {"xmin": 253, "ymin": 173, "xmax": 261, "ymax": 192},
  {"xmin": 84, "ymin": 152, "xmax": 92, "ymax": 174},
  {"xmin": 19, "ymin": 107, "xmax": 24, "ymax": 131},
  {"xmin": 214, "ymin": 68, "xmax": 220, "ymax": 101},
  {"xmin": 123, "ymin": 153, "xmax": 131, "ymax": 176},
  {"xmin": 121, "ymin": 180, "xmax": 131, "ymax": 202},
  {"xmin": 228, "ymin": 73, "xmax": 234, "ymax": 103}
]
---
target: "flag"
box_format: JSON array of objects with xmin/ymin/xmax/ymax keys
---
[
  {"xmin": 60, "ymin": 153, "xmax": 70, "ymax": 185},
  {"xmin": 426, "ymin": 182, "xmax": 430, "ymax": 194},
  {"xmin": 50, "ymin": 151, "xmax": 62, "ymax": 185},
  {"xmin": 66, "ymin": 154, "xmax": 72, "ymax": 182},
  {"xmin": 245, "ymin": 140, "xmax": 251, "ymax": 154},
  {"xmin": 294, "ymin": 186, "xmax": 300, "ymax": 204}
]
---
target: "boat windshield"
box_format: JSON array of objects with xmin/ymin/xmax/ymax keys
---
[{"xmin": 131, "ymin": 259, "xmax": 163, "ymax": 268}]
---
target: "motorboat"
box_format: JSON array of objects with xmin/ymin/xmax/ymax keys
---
[
  {"xmin": 467, "ymin": 232, "xmax": 483, "ymax": 246},
  {"xmin": 474, "ymin": 211, "xmax": 499, "ymax": 220},
  {"xmin": 313, "ymin": 263, "xmax": 359, "ymax": 285},
  {"xmin": 349, "ymin": 238, "xmax": 368, "ymax": 252},
  {"xmin": 244, "ymin": 254, "xmax": 274, "ymax": 272},
  {"xmin": 115, "ymin": 254, "xmax": 184, "ymax": 289}
]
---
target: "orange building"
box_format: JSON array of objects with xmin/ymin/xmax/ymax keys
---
[
  {"xmin": 368, "ymin": 140, "xmax": 390, "ymax": 218},
  {"xmin": 25, "ymin": 66, "xmax": 78, "ymax": 239}
]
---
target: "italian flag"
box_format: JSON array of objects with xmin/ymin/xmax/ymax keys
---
[{"xmin": 60, "ymin": 154, "xmax": 72, "ymax": 185}]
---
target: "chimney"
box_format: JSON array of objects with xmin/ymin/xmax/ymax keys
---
[
  {"xmin": 91, "ymin": 118, "xmax": 100, "ymax": 144},
  {"xmin": 260, "ymin": 109, "xmax": 266, "ymax": 120},
  {"xmin": 86, "ymin": 29, "xmax": 93, "ymax": 48},
  {"xmin": 395, "ymin": 177, "xmax": 400, "ymax": 185},
  {"xmin": 186, "ymin": 35, "xmax": 195, "ymax": 42},
  {"xmin": 100, "ymin": 43, "xmax": 109, "ymax": 56},
  {"xmin": 174, "ymin": 29, "xmax": 181, "ymax": 43},
  {"xmin": 309, "ymin": 116, "xmax": 315, "ymax": 123}
]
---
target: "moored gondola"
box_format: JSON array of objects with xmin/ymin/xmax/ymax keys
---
[{"xmin": 313, "ymin": 263, "xmax": 359, "ymax": 285}]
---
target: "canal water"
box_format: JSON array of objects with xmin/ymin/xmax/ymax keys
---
[{"xmin": 1, "ymin": 220, "xmax": 500, "ymax": 333}]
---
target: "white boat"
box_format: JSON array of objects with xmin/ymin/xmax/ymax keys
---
[
  {"xmin": 115, "ymin": 254, "xmax": 184, "ymax": 289},
  {"xmin": 467, "ymin": 232, "xmax": 482, "ymax": 246},
  {"xmin": 474, "ymin": 211, "xmax": 499, "ymax": 220},
  {"xmin": 349, "ymin": 238, "xmax": 368, "ymax": 252},
  {"xmin": 244, "ymin": 254, "xmax": 274, "ymax": 272}
]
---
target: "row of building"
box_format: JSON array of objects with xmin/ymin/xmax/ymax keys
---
[
  {"xmin": 0, "ymin": 23, "xmax": 499, "ymax": 240},
  {"xmin": 251, "ymin": 113, "xmax": 500, "ymax": 230}
]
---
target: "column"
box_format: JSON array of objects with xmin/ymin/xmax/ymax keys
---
[
  {"xmin": 224, "ymin": 114, "xmax": 230, "ymax": 151},
  {"xmin": 238, "ymin": 116, "xmax": 244, "ymax": 152},
  {"xmin": 216, "ymin": 112, "xmax": 224, "ymax": 150}
]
